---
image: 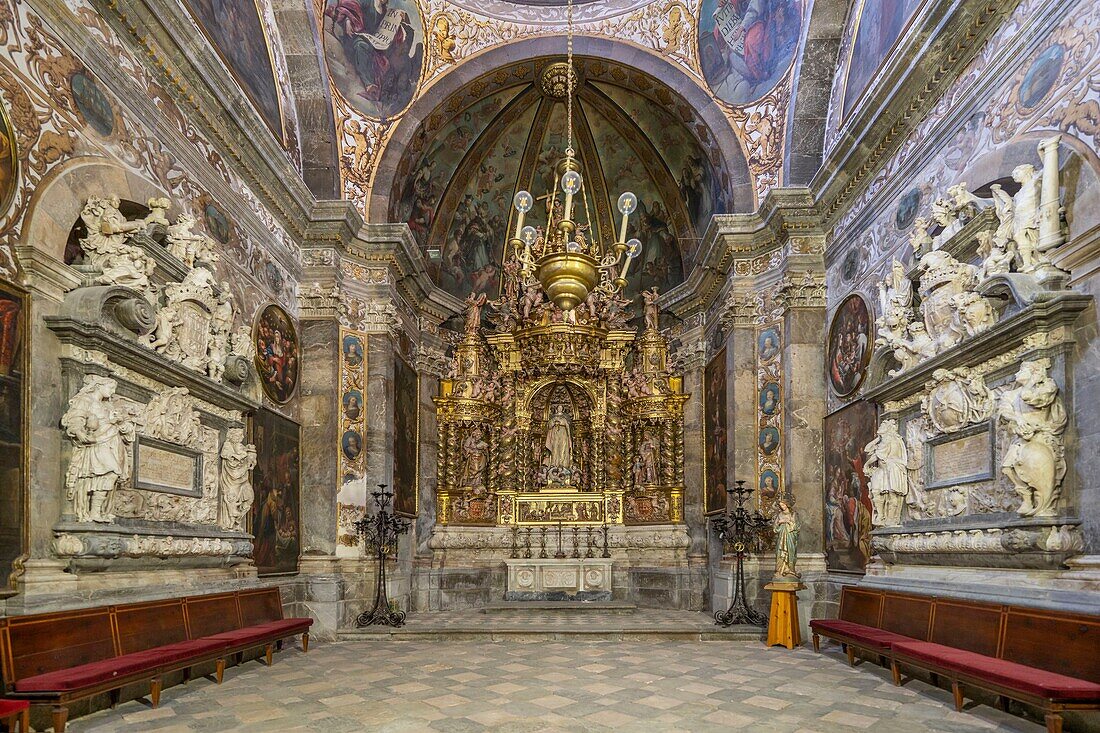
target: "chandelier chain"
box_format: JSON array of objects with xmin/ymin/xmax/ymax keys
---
[{"xmin": 566, "ymin": 0, "xmax": 574, "ymax": 157}]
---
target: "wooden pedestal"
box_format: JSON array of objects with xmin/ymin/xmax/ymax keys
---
[{"xmin": 765, "ymin": 581, "xmax": 805, "ymax": 649}]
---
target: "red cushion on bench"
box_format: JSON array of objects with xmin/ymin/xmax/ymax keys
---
[
  {"xmin": 893, "ymin": 641, "xmax": 1100, "ymax": 702},
  {"xmin": 127, "ymin": 637, "xmax": 228, "ymax": 668},
  {"xmin": 810, "ymin": 619, "xmax": 912, "ymax": 650},
  {"xmin": 206, "ymin": 618, "xmax": 312, "ymax": 647},
  {"xmin": 14, "ymin": 654, "xmax": 155, "ymax": 692},
  {"xmin": 0, "ymin": 699, "xmax": 29, "ymax": 714}
]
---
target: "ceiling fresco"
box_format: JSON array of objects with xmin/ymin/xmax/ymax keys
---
[
  {"xmin": 391, "ymin": 58, "xmax": 733, "ymax": 301},
  {"xmin": 178, "ymin": 0, "xmax": 285, "ymax": 142},
  {"xmin": 325, "ymin": 0, "xmax": 802, "ymax": 217},
  {"xmin": 841, "ymin": 0, "xmax": 923, "ymax": 120}
]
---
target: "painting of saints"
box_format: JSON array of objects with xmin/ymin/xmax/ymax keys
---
[
  {"xmin": 250, "ymin": 410, "xmax": 301, "ymax": 575},
  {"xmin": 179, "ymin": 0, "xmax": 284, "ymax": 139},
  {"xmin": 823, "ymin": 400, "xmax": 877, "ymax": 573},
  {"xmin": 0, "ymin": 283, "xmax": 25, "ymax": 587},
  {"xmin": 827, "ymin": 294, "xmax": 873, "ymax": 397},
  {"xmin": 698, "ymin": 0, "xmax": 803, "ymax": 105},
  {"xmin": 842, "ymin": 0, "xmax": 923, "ymax": 118},
  {"xmin": 392, "ymin": 356, "xmax": 418, "ymax": 515},
  {"xmin": 323, "ymin": 0, "xmax": 425, "ymax": 120},
  {"xmin": 253, "ymin": 304, "xmax": 299, "ymax": 404},
  {"xmin": 342, "ymin": 334, "xmax": 364, "ymax": 367},
  {"xmin": 704, "ymin": 349, "xmax": 728, "ymax": 513}
]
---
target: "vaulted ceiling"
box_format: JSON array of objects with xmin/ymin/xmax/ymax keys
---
[{"xmin": 387, "ymin": 58, "xmax": 743, "ymax": 301}]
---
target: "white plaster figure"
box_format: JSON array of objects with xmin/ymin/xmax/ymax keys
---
[
  {"xmin": 998, "ymin": 359, "xmax": 1067, "ymax": 517},
  {"xmin": 864, "ymin": 418, "xmax": 909, "ymax": 527},
  {"xmin": 62, "ymin": 376, "xmax": 140, "ymax": 523},
  {"xmin": 218, "ymin": 427, "xmax": 257, "ymax": 531}
]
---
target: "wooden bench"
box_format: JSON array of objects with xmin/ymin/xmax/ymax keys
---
[
  {"xmin": 0, "ymin": 699, "xmax": 28, "ymax": 732},
  {"xmin": 0, "ymin": 587, "xmax": 311, "ymax": 732},
  {"xmin": 811, "ymin": 587, "xmax": 1100, "ymax": 733}
]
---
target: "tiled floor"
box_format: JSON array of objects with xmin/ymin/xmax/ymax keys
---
[{"xmin": 72, "ymin": 639, "xmax": 1043, "ymax": 732}]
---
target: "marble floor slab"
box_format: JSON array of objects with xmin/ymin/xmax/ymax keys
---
[{"xmin": 68, "ymin": 639, "xmax": 1045, "ymax": 732}]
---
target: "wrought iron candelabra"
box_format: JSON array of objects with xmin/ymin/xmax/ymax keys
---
[
  {"xmin": 712, "ymin": 480, "xmax": 771, "ymax": 627},
  {"xmin": 353, "ymin": 485, "xmax": 411, "ymax": 628}
]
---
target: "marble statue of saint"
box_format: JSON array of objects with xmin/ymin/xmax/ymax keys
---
[
  {"xmin": 998, "ymin": 359, "xmax": 1067, "ymax": 517},
  {"xmin": 62, "ymin": 375, "xmax": 140, "ymax": 523},
  {"xmin": 864, "ymin": 418, "xmax": 909, "ymax": 527},
  {"xmin": 218, "ymin": 427, "xmax": 257, "ymax": 531},
  {"xmin": 773, "ymin": 501, "xmax": 800, "ymax": 580},
  {"xmin": 545, "ymin": 405, "xmax": 573, "ymax": 470},
  {"xmin": 642, "ymin": 287, "xmax": 661, "ymax": 331}
]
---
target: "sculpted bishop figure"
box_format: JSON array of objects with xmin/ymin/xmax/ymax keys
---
[{"xmin": 545, "ymin": 404, "xmax": 573, "ymax": 470}]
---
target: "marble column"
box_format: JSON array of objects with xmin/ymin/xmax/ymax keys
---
[
  {"xmin": 13, "ymin": 246, "xmax": 82, "ymax": 592},
  {"xmin": 678, "ymin": 322, "xmax": 707, "ymax": 610},
  {"xmin": 299, "ymin": 318, "xmax": 341, "ymax": 556}
]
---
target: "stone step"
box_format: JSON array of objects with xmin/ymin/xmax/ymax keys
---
[
  {"xmin": 337, "ymin": 625, "xmax": 765, "ymax": 642},
  {"xmin": 479, "ymin": 601, "xmax": 637, "ymax": 614}
]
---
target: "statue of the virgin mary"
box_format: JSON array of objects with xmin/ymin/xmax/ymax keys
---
[{"xmin": 545, "ymin": 404, "xmax": 573, "ymax": 470}]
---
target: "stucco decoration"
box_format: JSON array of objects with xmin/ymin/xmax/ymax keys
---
[
  {"xmin": 997, "ymin": 359, "xmax": 1067, "ymax": 518},
  {"xmin": 61, "ymin": 375, "xmax": 141, "ymax": 523},
  {"xmin": 165, "ymin": 213, "xmax": 219, "ymax": 268},
  {"xmin": 77, "ymin": 196, "xmax": 156, "ymax": 295},
  {"xmin": 921, "ymin": 367, "xmax": 993, "ymax": 435}
]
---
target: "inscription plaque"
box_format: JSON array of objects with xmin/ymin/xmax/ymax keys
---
[
  {"xmin": 134, "ymin": 438, "xmax": 202, "ymax": 496},
  {"xmin": 927, "ymin": 424, "xmax": 994, "ymax": 489}
]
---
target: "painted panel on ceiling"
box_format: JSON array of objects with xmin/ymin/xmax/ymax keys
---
[
  {"xmin": 179, "ymin": 0, "xmax": 284, "ymax": 140},
  {"xmin": 322, "ymin": 0, "xmax": 425, "ymax": 120},
  {"xmin": 842, "ymin": 0, "xmax": 923, "ymax": 119}
]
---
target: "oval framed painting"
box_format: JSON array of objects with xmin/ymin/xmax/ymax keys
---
[
  {"xmin": 0, "ymin": 96, "xmax": 19, "ymax": 222},
  {"xmin": 253, "ymin": 303, "xmax": 299, "ymax": 404},
  {"xmin": 827, "ymin": 293, "xmax": 873, "ymax": 397},
  {"xmin": 697, "ymin": 0, "xmax": 804, "ymax": 106},
  {"xmin": 321, "ymin": 0, "xmax": 426, "ymax": 120}
]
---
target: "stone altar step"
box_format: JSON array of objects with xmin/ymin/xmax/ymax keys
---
[
  {"xmin": 336, "ymin": 609, "xmax": 766, "ymax": 642},
  {"xmin": 480, "ymin": 601, "xmax": 637, "ymax": 615}
]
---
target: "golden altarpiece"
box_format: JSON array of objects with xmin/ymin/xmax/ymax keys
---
[{"xmin": 434, "ymin": 287, "xmax": 688, "ymax": 530}]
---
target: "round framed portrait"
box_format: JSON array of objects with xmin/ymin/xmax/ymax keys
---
[
  {"xmin": 253, "ymin": 303, "xmax": 299, "ymax": 404},
  {"xmin": 827, "ymin": 293, "xmax": 873, "ymax": 397},
  {"xmin": 1019, "ymin": 44, "xmax": 1065, "ymax": 111},
  {"xmin": 757, "ymin": 327, "xmax": 780, "ymax": 362},
  {"xmin": 759, "ymin": 383, "xmax": 780, "ymax": 415},
  {"xmin": 341, "ymin": 429, "xmax": 363, "ymax": 461},
  {"xmin": 759, "ymin": 427, "xmax": 780, "ymax": 455},
  {"xmin": 759, "ymin": 469, "xmax": 780, "ymax": 501},
  {"xmin": 342, "ymin": 390, "xmax": 363, "ymax": 421}
]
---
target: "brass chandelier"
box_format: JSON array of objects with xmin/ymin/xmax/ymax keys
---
[{"xmin": 507, "ymin": 0, "xmax": 641, "ymax": 311}]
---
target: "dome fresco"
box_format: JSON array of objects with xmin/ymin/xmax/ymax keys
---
[{"xmin": 391, "ymin": 58, "xmax": 733, "ymax": 301}]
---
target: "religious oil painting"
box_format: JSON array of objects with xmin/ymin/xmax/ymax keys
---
[
  {"xmin": 1018, "ymin": 43, "xmax": 1065, "ymax": 110},
  {"xmin": 698, "ymin": 0, "xmax": 804, "ymax": 106},
  {"xmin": 842, "ymin": 0, "xmax": 923, "ymax": 119},
  {"xmin": 0, "ymin": 282, "xmax": 26, "ymax": 587},
  {"xmin": 823, "ymin": 400, "xmax": 877, "ymax": 574},
  {"xmin": 254, "ymin": 304, "xmax": 299, "ymax": 404},
  {"xmin": 704, "ymin": 348, "xmax": 728, "ymax": 514},
  {"xmin": 827, "ymin": 293, "xmax": 873, "ymax": 397},
  {"xmin": 322, "ymin": 0, "xmax": 425, "ymax": 120},
  {"xmin": 342, "ymin": 429, "xmax": 363, "ymax": 461},
  {"xmin": 393, "ymin": 355, "xmax": 418, "ymax": 516},
  {"xmin": 895, "ymin": 188, "xmax": 921, "ymax": 230},
  {"xmin": 0, "ymin": 99, "xmax": 18, "ymax": 220},
  {"xmin": 70, "ymin": 71, "xmax": 115, "ymax": 137},
  {"xmin": 179, "ymin": 0, "xmax": 284, "ymax": 139},
  {"xmin": 759, "ymin": 469, "xmax": 779, "ymax": 503},
  {"xmin": 250, "ymin": 409, "xmax": 301, "ymax": 576}
]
